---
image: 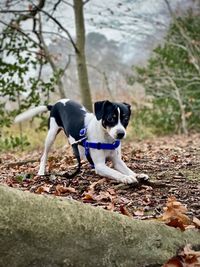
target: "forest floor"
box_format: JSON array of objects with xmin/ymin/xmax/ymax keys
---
[{"xmin": 0, "ymin": 133, "xmax": 200, "ymax": 221}]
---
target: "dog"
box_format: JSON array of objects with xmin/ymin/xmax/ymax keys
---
[{"xmin": 15, "ymin": 99, "xmax": 149, "ymax": 184}]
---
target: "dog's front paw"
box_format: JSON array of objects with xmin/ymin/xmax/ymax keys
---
[
  {"xmin": 38, "ymin": 170, "xmax": 45, "ymax": 176},
  {"xmin": 136, "ymin": 173, "xmax": 149, "ymax": 182},
  {"xmin": 121, "ymin": 175, "xmax": 138, "ymax": 184}
]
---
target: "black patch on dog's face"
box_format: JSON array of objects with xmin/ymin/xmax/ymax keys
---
[
  {"xmin": 117, "ymin": 102, "xmax": 131, "ymax": 128},
  {"xmin": 94, "ymin": 100, "xmax": 131, "ymax": 129}
]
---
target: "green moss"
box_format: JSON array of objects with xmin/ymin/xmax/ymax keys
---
[{"xmin": 0, "ymin": 185, "xmax": 200, "ymax": 267}]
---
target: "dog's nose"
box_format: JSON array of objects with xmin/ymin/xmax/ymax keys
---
[{"xmin": 116, "ymin": 131, "xmax": 125, "ymax": 139}]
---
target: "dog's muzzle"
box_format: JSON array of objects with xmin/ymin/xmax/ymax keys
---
[{"xmin": 116, "ymin": 130, "xmax": 125, "ymax": 139}]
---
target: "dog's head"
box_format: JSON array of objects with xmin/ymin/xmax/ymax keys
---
[{"xmin": 94, "ymin": 100, "xmax": 131, "ymax": 140}]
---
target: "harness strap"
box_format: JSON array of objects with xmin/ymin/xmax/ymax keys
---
[
  {"xmin": 82, "ymin": 139, "xmax": 120, "ymax": 168},
  {"xmin": 83, "ymin": 140, "xmax": 120, "ymax": 150},
  {"xmin": 63, "ymin": 127, "xmax": 121, "ymax": 177},
  {"xmin": 84, "ymin": 149, "xmax": 95, "ymax": 169}
]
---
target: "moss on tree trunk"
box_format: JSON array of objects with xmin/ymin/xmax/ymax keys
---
[{"xmin": 0, "ymin": 185, "xmax": 199, "ymax": 267}]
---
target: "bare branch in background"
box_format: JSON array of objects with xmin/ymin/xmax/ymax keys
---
[
  {"xmin": 0, "ymin": 9, "xmax": 30, "ymax": 13},
  {"xmin": 162, "ymin": 61, "xmax": 188, "ymax": 134},
  {"xmin": 83, "ymin": 0, "xmax": 90, "ymax": 5},
  {"xmin": 52, "ymin": 0, "xmax": 62, "ymax": 12},
  {"xmin": 38, "ymin": 8, "xmax": 78, "ymax": 53},
  {"xmin": 87, "ymin": 63, "xmax": 114, "ymax": 100},
  {"xmin": 36, "ymin": 13, "xmax": 67, "ymax": 98},
  {"xmin": 164, "ymin": 0, "xmax": 200, "ymax": 74},
  {"xmin": 0, "ymin": 1, "xmax": 78, "ymax": 53},
  {"xmin": 62, "ymin": 0, "xmax": 74, "ymax": 8},
  {"xmin": 63, "ymin": 54, "xmax": 72, "ymax": 72},
  {"xmin": 15, "ymin": 0, "xmax": 46, "ymax": 22},
  {"xmin": 0, "ymin": 19, "xmax": 42, "ymax": 49}
]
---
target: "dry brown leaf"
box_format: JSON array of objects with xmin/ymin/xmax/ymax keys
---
[
  {"xmin": 163, "ymin": 244, "xmax": 200, "ymax": 267},
  {"xmin": 82, "ymin": 179, "xmax": 106, "ymax": 202},
  {"xmin": 193, "ymin": 216, "xmax": 200, "ymax": 229},
  {"xmin": 166, "ymin": 218, "xmax": 185, "ymax": 231},
  {"xmin": 120, "ymin": 205, "xmax": 132, "ymax": 217},
  {"xmin": 83, "ymin": 190, "xmax": 114, "ymax": 204},
  {"xmin": 95, "ymin": 191, "xmax": 113, "ymax": 202},
  {"xmin": 107, "ymin": 188, "xmax": 116, "ymax": 195},
  {"xmin": 89, "ymin": 178, "xmax": 106, "ymax": 192},
  {"xmin": 55, "ymin": 185, "xmax": 77, "ymax": 195},
  {"xmin": 162, "ymin": 257, "xmax": 183, "ymax": 267},
  {"xmin": 82, "ymin": 192, "xmax": 96, "ymax": 201},
  {"xmin": 35, "ymin": 185, "xmax": 51, "ymax": 194},
  {"xmin": 106, "ymin": 202, "xmax": 115, "ymax": 211},
  {"xmin": 161, "ymin": 196, "xmax": 191, "ymax": 230},
  {"xmin": 133, "ymin": 209, "xmax": 144, "ymax": 216},
  {"xmin": 48, "ymin": 156, "xmax": 56, "ymax": 171}
]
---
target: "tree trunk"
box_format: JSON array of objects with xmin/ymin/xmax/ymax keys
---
[
  {"xmin": 73, "ymin": 0, "xmax": 93, "ymax": 112},
  {"xmin": 0, "ymin": 185, "xmax": 199, "ymax": 267},
  {"xmin": 174, "ymin": 86, "xmax": 188, "ymax": 135},
  {"xmin": 167, "ymin": 75, "xmax": 188, "ymax": 134}
]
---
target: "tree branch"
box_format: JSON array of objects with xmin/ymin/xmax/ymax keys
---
[
  {"xmin": 0, "ymin": 19, "xmax": 42, "ymax": 49},
  {"xmin": 15, "ymin": 0, "xmax": 46, "ymax": 23},
  {"xmin": 62, "ymin": 0, "xmax": 74, "ymax": 8},
  {"xmin": 37, "ymin": 8, "xmax": 78, "ymax": 53},
  {"xmin": 87, "ymin": 63, "xmax": 114, "ymax": 100},
  {"xmin": 0, "ymin": 1, "xmax": 78, "ymax": 53},
  {"xmin": 36, "ymin": 13, "xmax": 67, "ymax": 98},
  {"xmin": 164, "ymin": 0, "xmax": 200, "ymax": 74},
  {"xmin": 83, "ymin": 0, "xmax": 90, "ymax": 5}
]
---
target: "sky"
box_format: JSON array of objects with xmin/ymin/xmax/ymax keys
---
[
  {"xmin": 0, "ymin": 0, "xmax": 198, "ymax": 66},
  {"xmin": 42, "ymin": 0, "xmax": 197, "ymax": 64}
]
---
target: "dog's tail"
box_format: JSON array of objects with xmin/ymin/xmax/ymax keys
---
[{"xmin": 14, "ymin": 105, "xmax": 53, "ymax": 123}]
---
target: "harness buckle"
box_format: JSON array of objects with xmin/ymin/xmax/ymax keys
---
[{"xmin": 80, "ymin": 128, "xmax": 87, "ymax": 137}]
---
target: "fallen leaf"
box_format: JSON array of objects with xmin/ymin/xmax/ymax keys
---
[
  {"xmin": 193, "ymin": 216, "xmax": 200, "ymax": 229},
  {"xmin": 82, "ymin": 179, "xmax": 106, "ymax": 202},
  {"xmin": 106, "ymin": 202, "xmax": 115, "ymax": 211},
  {"xmin": 120, "ymin": 205, "xmax": 132, "ymax": 217},
  {"xmin": 133, "ymin": 209, "xmax": 144, "ymax": 216},
  {"xmin": 82, "ymin": 190, "xmax": 114, "ymax": 203},
  {"xmin": 163, "ymin": 257, "xmax": 184, "ymax": 267},
  {"xmin": 163, "ymin": 244, "xmax": 200, "ymax": 267},
  {"xmin": 161, "ymin": 196, "xmax": 191, "ymax": 230},
  {"xmin": 55, "ymin": 185, "xmax": 77, "ymax": 195},
  {"xmin": 107, "ymin": 188, "xmax": 116, "ymax": 195},
  {"xmin": 89, "ymin": 178, "xmax": 106, "ymax": 192},
  {"xmin": 95, "ymin": 191, "xmax": 113, "ymax": 202},
  {"xmin": 35, "ymin": 185, "xmax": 51, "ymax": 194},
  {"xmin": 82, "ymin": 192, "xmax": 96, "ymax": 201},
  {"xmin": 166, "ymin": 218, "xmax": 185, "ymax": 231}
]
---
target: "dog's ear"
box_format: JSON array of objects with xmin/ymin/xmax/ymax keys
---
[
  {"xmin": 123, "ymin": 102, "xmax": 131, "ymax": 114},
  {"xmin": 94, "ymin": 100, "xmax": 112, "ymax": 120},
  {"xmin": 123, "ymin": 102, "xmax": 131, "ymax": 109}
]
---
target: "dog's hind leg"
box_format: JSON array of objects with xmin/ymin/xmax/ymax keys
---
[{"xmin": 38, "ymin": 118, "xmax": 59, "ymax": 175}]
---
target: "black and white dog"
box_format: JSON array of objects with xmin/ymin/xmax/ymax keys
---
[{"xmin": 15, "ymin": 99, "xmax": 149, "ymax": 184}]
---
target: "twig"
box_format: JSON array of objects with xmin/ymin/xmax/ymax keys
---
[{"xmin": 6, "ymin": 159, "xmax": 39, "ymax": 167}]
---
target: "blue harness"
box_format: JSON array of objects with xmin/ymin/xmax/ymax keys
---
[{"xmin": 79, "ymin": 128, "xmax": 120, "ymax": 168}]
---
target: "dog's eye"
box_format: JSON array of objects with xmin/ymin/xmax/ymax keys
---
[
  {"xmin": 123, "ymin": 116, "xmax": 129, "ymax": 122},
  {"xmin": 107, "ymin": 115, "xmax": 116, "ymax": 123},
  {"xmin": 107, "ymin": 117, "xmax": 114, "ymax": 122}
]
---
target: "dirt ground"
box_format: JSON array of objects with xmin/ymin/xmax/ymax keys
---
[{"xmin": 0, "ymin": 133, "xmax": 200, "ymax": 220}]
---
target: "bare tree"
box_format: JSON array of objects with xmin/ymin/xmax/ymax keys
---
[{"xmin": 0, "ymin": 0, "xmax": 93, "ymax": 110}]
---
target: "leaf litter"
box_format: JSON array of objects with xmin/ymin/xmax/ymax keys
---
[
  {"xmin": 0, "ymin": 134, "xmax": 200, "ymax": 223},
  {"xmin": 163, "ymin": 244, "xmax": 200, "ymax": 267}
]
